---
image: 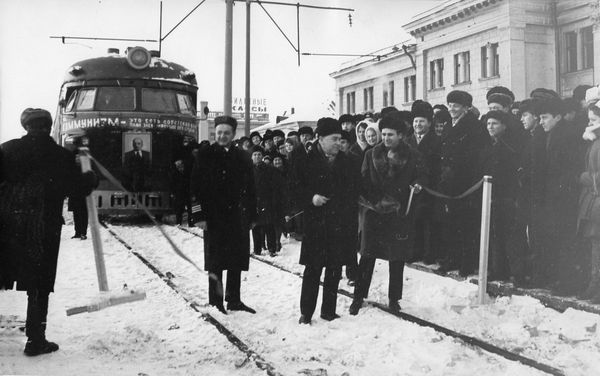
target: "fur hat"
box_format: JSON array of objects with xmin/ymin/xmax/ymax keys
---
[
  {"xmin": 315, "ymin": 117, "xmax": 342, "ymax": 137},
  {"xmin": 486, "ymin": 86, "xmax": 515, "ymax": 103},
  {"xmin": 379, "ymin": 112, "xmax": 407, "ymax": 134},
  {"xmin": 485, "ymin": 110, "xmax": 508, "ymax": 125},
  {"xmin": 214, "ymin": 115, "xmax": 237, "ymax": 131},
  {"xmin": 338, "ymin": 114, "xmax": 355, "ymax": 124},
  {"xmin": 298, "ymin": 126, "xmax": 314, "ymax": 136},
  {"xmin": 262, "ymin": 132, "xmax": 274, "ymax": 142},
  {"xmin": 446, "ymin": 90, "xmax": 473, "ymax": 107},
  {"xmin": 20, "ymin": 108, "xmax": 52, "ymax": 129},
  {"xmin": 487, "ymin": 93, "xmax": 512, "ymax": 108},
  {"xmin": 411, "ymin": 101, "xmax": 433, "ymax": 122},
  {"xmin": 530, "ymin": 88, "xmax": 560, "ymax": 101},
  {"xmin": 249, "ymin": 131, "xmax": 262, "ymax": 140},
  {"xmin": 287, "ymin": 130, "xmax": 298, "ymax": 138},
  {"xmin": 432, "ymin": 104, "xmax": 448, "ymax": 112},
  {"xmin": 272, "ymin": 129, "xmax": 285, "ymax": 139},
  {"xmin": 380, "ymin": 106, "xmax": 399, "ymax": 116},
  {"xmin": 585, "ymin": 86, "xmax": 600, "ymax": 105},
  {"xmin": 519, "ymin": 98, "xmax": 540, "ymax": 115},
  {"xmin": 537, "ymin": 97, "xmax": 564, "ymax": 116}
]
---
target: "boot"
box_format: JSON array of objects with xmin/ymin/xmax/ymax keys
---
[
  {"xmin": 349, "ymin": 298, "xmax": 363, "ymax": 316},
  {"xmin": 24, "ymin": 339, "xmax": 59, "ymax": 356}
]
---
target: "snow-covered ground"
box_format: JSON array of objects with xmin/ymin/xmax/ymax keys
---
[{"xmin": 1, "ymin": 214, "xmax": 599, "ymax": 375}]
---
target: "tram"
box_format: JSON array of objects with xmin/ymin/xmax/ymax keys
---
[{"xmin": 53, "ymin": 46, "xmax": 199, "ymax": 215}]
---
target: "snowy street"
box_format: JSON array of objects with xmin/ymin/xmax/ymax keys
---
[{"xmin": 1, "ymin": 215, "xmax": 600, "ymax": 375}]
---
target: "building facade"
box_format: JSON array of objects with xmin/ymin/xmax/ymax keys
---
[{"xmin": 330, "ymin": 0, "xmax": 600, "ymax": 115}]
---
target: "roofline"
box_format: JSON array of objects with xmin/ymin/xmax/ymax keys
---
[
  {"xmin": 402, "ymin": 0, "xmax": 503, "ymax": 36},
  {"xmin": 329, "ymin": 43, "xmax": 417, "ymax": 79}
]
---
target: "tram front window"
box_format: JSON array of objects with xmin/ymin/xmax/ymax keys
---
[
  {"xmin": 177, "ymin": 93, "xmax": 195, "ymax": 115},
  {"xmin": 142, "ymin": 88, "xmax": 178, "ymax": 113},
  {"xmin": 75, "ymin": 88, "xmax": 97, "ymax": 110},
  {"xmin": 96, "ymin": 87, "xmax": 135, "ymax": 111}
]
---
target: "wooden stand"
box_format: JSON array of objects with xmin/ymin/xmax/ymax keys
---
[{"xmin": 66, "ymin": 149, "xmax": 146, "ymax": 316}]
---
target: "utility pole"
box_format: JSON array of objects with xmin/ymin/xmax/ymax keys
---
[
  {"xmin": 245, "ymin": 0, "xmax": 251, "ymax": 136},
  {"xmin": 224, "ymin": 0, "xmax": 234, "ymax": 117}
]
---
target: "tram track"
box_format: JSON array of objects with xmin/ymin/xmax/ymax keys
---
[
  {"xmin": 174, "ymin": 225, "xmax": 566, "ymax": 376},
  {"xmin": 99, "ymin": 221, "xmax": 283, "ymax": 376}
]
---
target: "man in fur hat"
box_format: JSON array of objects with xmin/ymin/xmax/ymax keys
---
[
  {"xmin": 190, "ymin": 115, "xmax": 257, "ymax": 314},
  {"xmin": 407, "ymin": 101, "xmax": 442, "ymax": 264},
  {"xmin": 438, "ymin": 91, "xmax": 491, "ymax": 276},
  {"xmin": 293, "ymin": 118, "xmax": 360, "ymax": 324},
  {"xmin": 349, "ymin": 112, "xmax": 426, "ymax": 314},
  {"xmin": 0, "ymin": 108, "xmax": 97, "ymax": 356}
]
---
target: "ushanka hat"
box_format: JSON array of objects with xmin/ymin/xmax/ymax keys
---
[
  {"xmin": 446, "ymin": 90, "xmax": 473, "ymax": 107},
  {"xmin": 486, "ymin": 86, "xmax": 515, "ymax": 103},
  {"xmin": 315, "ymin": 117, "xmax": 342, "ymax": 137},
  {"xmin": 338, "ymin": 114, "xmax": 355, "ymax": 124},
  {"xmin": 249, "ymin": 131, "xmax": 262, "ymax": 140},
  {"xmin": 379, "ymin": 112, "xmax": 407, "ymax": 134},
  {"xmin": 487, "ymin": 93, "xmax": 512, "ymax": 108},
  {"xmin": 272, "ymin": 129, "xmax": 285, "ymax": 139},
  {"xmin": 411, "ymin": 101, "xmax": 433, "ymax": 122},
  {"xmin": 214, "ymin": 115, "xmax": 238, "ymax": 131},
  {"xmin": 298, "ymin": 125, "xmax": 314, "ymax": 136},
  {"xmin": 21, "ymin": 108, "xmax": 52, "ymax": 129}
]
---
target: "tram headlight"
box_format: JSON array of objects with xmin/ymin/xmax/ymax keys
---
[{"xmin": 126, "ymin": 46, "xmax": 151, "ymax": 70}]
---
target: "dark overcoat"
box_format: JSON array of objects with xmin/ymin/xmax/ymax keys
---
[
  {"xmin": 293, "ymin": 144, "xmax": 360, "ymax": 268},
  {"xmin": 407, "ymin": 131, "xmax": 441, "ymax": 219},
  {"xmin": 190, "ymin": 143, "xmax": 257, "ymax": 271},
  {"xmin": 360, "ymin": 142, "xmax": 427, "ymax": 261},
  {"xmin": 439, "ymin": 112, "xmax": 490, "ymax": 196},
  {"xmin": 0, "ymin": 134, "xmax": 90, "ymax": 292},
  {"xmin": 253, "ymin": 162, "xmax": 285, "ymax": 226}
]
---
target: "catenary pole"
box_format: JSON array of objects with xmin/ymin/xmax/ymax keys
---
[
  {"xmin": 478, "ymin": 175, "xmax": 493, "ymax": 304},
  {"xmin": 224, "ymin": 0, "xmax": 234, "ymax": 116},
  {"xmin": 245, "ymin": 0, "xmax": 251, "ymax": 136}
]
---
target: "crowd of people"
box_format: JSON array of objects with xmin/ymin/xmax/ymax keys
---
[{"xmin": 172, "ymin": 84, "xmax": 600, "ymax": 323}]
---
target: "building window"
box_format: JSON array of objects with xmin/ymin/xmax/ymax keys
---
[
  {"xmin": 429, "ymin": 58, "xmax": 444, "ymax": 89},
  {"xmin": 481, "ymin": 43, "xmax": 499, "ymax": 78},
  {"xmin": 346, "ymin": 91, "xmax": 355, "ymax": 113},
  {"xmin": 454, "ymin": 51, "xmax": 470, "ymax": 84},
  {"xmin": 565, "ymin": 32, "xmax": 578, "ymax": 72},
  {"xmin": 383, "ymin": 86, "xmax": 388, "ymax": 108},
  {"xmin": 404, "ymin": 75, "xmax": 416, "ymax": 103},
  {"xmin": 389, "ymin": 81, "xmax": 395, "ymax": 106},
  {"xmin": 582, "ymin": 26, "xmax": 594, "ymax": 69},
  {"xmin": 363, "ymin": 87, "xmax": 373, "ymax": 112}
]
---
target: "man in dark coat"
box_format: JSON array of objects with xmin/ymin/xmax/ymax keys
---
[
  {"xmin": 407, "ymin": 101, "xmax": 442, "ymax": 264},
  {"xmin": 0, "ymin": 108, "xmax": 96, "ymax": 356},
  {"xmin": 190, "ymin": 116, "xmax": 257, "ymax": 314},
  {"xmin": 438, "ymin": 90, "xmax": 491, "ymax": 276},
  {"xmin": 250, "ymin": 145, "xmax": 284, "ymax": 256},
  {"xmin": 349, "ymin": 113, "xmax": 427, "ymax": 315},
  {"xmin": 293, "ymin": 118, "xmax": 360, "ymax": 324},
  {"xmin": 531, "ymin": 98, "xmax": 580, "ymax": 292}
]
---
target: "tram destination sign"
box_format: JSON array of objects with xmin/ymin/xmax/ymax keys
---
[{"xmin": 60, "ymin": 115, "xmax": 198, "ymax": 137}]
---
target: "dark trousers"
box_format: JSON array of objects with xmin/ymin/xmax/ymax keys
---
[
  {"xmin": 26, "ymin": 289, "xmax": 50, "ymax": 341},
  {"xmin": 73, "ymin": 206, "xmax": 88, "ymax": 236},
  {"xmin": 252, "ymin": 225, "xmax": 276, "ymax": 253},
  {"xmin": 354, "ymin": 256, "xmax": 405, "ymax": 302},
  {"xmin": 300, "ymin": 265, "xmax": 341, "ymax": 319},
  {"xmin": 415, "ymin": 217, "xmax": 442, "ymax": 262},
  {"xmin": 442, "ymin": 198, "xmax": 480, "ymax": 275},
  {"xmin": 345, "ymin": 233, "xmax": 360, "ymax": 280},
  {"xmin": 208, "ymin": 269, "xmax": 241, "ymax": 306}
]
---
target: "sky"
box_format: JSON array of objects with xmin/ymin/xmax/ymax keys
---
[{"xmin": 0, "ymin": 0, "xmax": 440, "ymax": 142}]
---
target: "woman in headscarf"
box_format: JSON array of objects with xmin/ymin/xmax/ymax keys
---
[{"xmin": 364, "ymin": 123, "xmax": 381, "ymax": 149}]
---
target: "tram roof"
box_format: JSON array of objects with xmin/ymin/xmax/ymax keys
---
[{"xmin": 63, "ymin": 55, "xmax": 198, "ymax": 87}]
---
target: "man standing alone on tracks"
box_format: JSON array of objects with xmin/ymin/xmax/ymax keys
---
[
  {"xmin": 0, "ymin": 108, "xmax": 97, "ymax": 356},
  {"xmin": 293, "ymin": 118, "xmax": 360, "ymax": 324},
  {"xmin": 190, "ymin": 116, "xmax": 257, "ymax": 315}
]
